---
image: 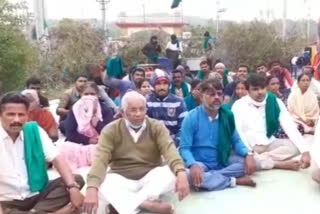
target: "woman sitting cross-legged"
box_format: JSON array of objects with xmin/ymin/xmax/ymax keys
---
[
  {"xmin": 287, "ymin": 73, "xmax": 319, "ymax": 134},
  {"xmin": 63, "ymin": 81, "xmax": 114, "ymax": 145}
]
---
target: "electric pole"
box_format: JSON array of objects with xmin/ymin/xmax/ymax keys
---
[
  {"xmin": 96, "ymin": 0, "xmax": 110, "ymax": 39},
  {"xmin": 216, "ymin": 0, "xmax": 220, "ymax": 36},
  {"xmin": 306, "ymin": 0, "xmax": 311, "ymax": 42},
  {"xmin": 282, "ymin": 0, "xmax": 287, "ymax": 40}
]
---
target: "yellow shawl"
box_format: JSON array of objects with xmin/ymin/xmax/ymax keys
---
[{"xmin": 288, "ymin": 88, "xmax": 319, "ymax": 124}]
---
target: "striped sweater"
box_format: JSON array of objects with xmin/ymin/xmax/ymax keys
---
[{"xmin": 146, "ymin": 93, "xmax": 187, "ymax": 145}]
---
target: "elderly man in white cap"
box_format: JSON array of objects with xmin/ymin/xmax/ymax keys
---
[
  {"xmin": 146, "ymin": 69, "xmax": 188, "ymax": 146},
  {"xmin": 214, "ymin": 62, "xmax": 232, "ymax": 88},
  {"xmin": 83, "ymin": 91, "xmax": 189, "ymax": 214}
]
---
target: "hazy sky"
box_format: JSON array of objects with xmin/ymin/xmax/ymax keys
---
[{"xmin": 10, "ymin": 0, "xmax": 320, "ymax": 22}]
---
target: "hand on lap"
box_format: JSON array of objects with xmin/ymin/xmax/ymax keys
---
[
  {"xmin": 82, "ymin": 187, "xmax": 99, "ymax": 214},
  {"xmin": 190, "ymin": 164, "xmax": 203, "ymax": 188},
  {"xmin": 69, "ymin": 188, "xmax": 84, "ymax": 209},
  {"xmin": 175, "ymin": 171, "xmax": 190, "ymax": 201}
]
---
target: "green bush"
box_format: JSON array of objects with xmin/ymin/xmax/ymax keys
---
[{"xmin": 0, "ymin": 0, "xmax": 39, "ymax": 94}]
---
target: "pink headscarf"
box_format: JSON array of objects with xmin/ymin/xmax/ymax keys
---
[{"xmin": 72, "ymin": 95, "xmax": 102, "ymax": 138}]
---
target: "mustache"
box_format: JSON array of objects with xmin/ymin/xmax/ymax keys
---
[{"xmin": 10, "ymin": 122, "xmax": 23, "ymax": 127}]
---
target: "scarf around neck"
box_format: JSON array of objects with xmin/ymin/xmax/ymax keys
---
[
  {"xmin": 23, "ymin": 122, "xmax": 49, "ymax": 192},
  {"xmin": 248, "ymin": 92, "xmax": 280, "ymax": 138},
  {"xmin": 217, "ymin": 104, "xmax": 235, "ymax": 166},
  {"xmin": 170, "ymin": 82, "xmax": 189, "ymax": 97}
]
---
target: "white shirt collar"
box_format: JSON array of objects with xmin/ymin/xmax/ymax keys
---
[
  {"xmin": 246, "ymin": 94, "xmax": 268, "ymax": 108},
  {"xmin": 124, "ymin": 119, "xmax": 147, "ymax": 143},
  {"xmin": 0, "ymin": 122, "xmax": 23, "ymax": 142},
  {"xmin": 208, "ymin": 113, "xmax": 219, "ymax": 121}
]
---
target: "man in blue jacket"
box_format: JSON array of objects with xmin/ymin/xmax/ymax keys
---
[
  {"xmin": 147, "ymin": 69, "xmax": 187, "ymax": 146},
  {"xmin": 179, "ymin": 78, "xmax": 256, "ymax": 191}
]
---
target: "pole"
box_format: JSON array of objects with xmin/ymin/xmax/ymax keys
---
[
  {"xmin": 266, "ymin": 0, "xmax": 270, "ymax": 23},
  {"xmin": 307, "ymin": 2, "xmax": 311, "ymax": 42},
  {"xmin": 181, "ymin": 0, "xmax": 183, "ymax": 24},
  {"xmin": 282, "ymin": 0, "xmax": 287, "ymax": 40},
  {"xmin": 216, "ymin": 0, "xmax": 220, "ymax": 37},
  {"xmin": 143, "ymin": 3, "xmax": 146, "ymax": 24},
  {"xmin": 96, "ymin": 0, "xmax": 110, "ymax": 39},
  {"xmin": 102, "ymin": 2, "xmax": 106, "ymax": 37},
  {"xmin": 34, "ymin": 0, "xmax": 46, "ymax": 40}
]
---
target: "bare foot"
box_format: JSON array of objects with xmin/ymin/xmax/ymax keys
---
[
  {"xmin": 54, "ymin": 203, "xmax": 76, "ymax": 214},
  {"xmin": 140, "ymin": 200, "xmax": 174, "ymax": 214},
  {"xmin": 236, "ymin": 176, "xmax": 256, "ymax": 187},
  {"xmin": 274, "ymin": 160, "xmax": 300, "ymax": 171}
]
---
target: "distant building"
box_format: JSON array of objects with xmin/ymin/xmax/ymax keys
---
[{"xmin": 116, "ymin": 12, "xmax": 186, "ymax": 37}]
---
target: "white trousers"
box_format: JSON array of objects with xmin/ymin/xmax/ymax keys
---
[
  {"xmin": 99, "ymin": 166, "xmax": 176, "ymax": 214},
  {"xmin": 253, "ymin": 139, "xmax": 300, "ymax": 170}
]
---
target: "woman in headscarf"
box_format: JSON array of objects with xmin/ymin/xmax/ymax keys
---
[
  {"xmin": 63, "ymin": 81, "xmax": 114, "ymax": 145},
  {"xmin": 287, "ymin": 73, "xmax": 319, "ymax": 134},
  {"xmin": 21, "ymin": 89, "xmax": 58, "ymax": 141},
  {"xmin": 60, "ymin": 82, "xmax": 114, "ymax": 170}
]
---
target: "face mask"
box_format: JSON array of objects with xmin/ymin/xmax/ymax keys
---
[{"xmin": 126, "ymin": 119, "xmax": 143, "ymax": 129}]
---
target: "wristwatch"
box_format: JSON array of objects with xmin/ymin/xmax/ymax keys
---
[{"xmin": 66, "ymin": 182, "xmax": 80, "ymax": 191}]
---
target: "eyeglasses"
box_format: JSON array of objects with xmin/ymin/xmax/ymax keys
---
[{"xmin": 205, "ymin": 90, "xmax": 224, "ymax": 97}]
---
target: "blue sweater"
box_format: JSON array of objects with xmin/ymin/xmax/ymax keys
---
[
  {"xmin": 146, "ymin": 93, "xmax": 187, "ymax": 144},
  {"xmin": 179, "ymin": 105, "xmax": 248, "ymax": 169}
]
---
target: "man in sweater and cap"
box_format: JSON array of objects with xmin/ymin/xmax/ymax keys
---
[{"xmin": 147, "ymin": 69, "xmax": 188, "ymax": 146}]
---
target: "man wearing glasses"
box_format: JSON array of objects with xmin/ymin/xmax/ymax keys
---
[{"xmin": 179, "ymin": 79, "xmax": 256, "ymax": 191}]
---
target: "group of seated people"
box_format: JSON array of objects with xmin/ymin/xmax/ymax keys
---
[{"xmin": 1, "ymin": 58, "xmax": 320, "ymax": 214}]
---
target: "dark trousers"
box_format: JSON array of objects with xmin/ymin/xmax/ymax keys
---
[{"xmin": 1, "ymin": 175, "xmax": 84, "ymax": 214}]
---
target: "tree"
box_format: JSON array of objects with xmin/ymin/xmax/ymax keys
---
[
  {"xmin": 181, "ymin": 21, "xmax": 306, "ymax": 71},
  {"xmin": 216, "ymin": 21, "xmax": 306, "ymax": 71},
  {"xmin": 0, "ymin": 0, "xmax": 39, "ymax": 94},
  {"xmin": 46, "ymin": 19, "xmax": 106, "ymax": 86}
]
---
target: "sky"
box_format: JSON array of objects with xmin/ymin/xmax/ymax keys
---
[{"xmin": 9, "ymin": 0, "xmax": 320, "ymax": 22}]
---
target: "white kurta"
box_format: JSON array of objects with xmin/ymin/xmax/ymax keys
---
[
  {"xmin": 231, "ymin": 95, "xmax": 308, "ymax": 153},
  {"xmin": 99, "ymin": 166, "xmax": 176, "ymax": 214}
]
